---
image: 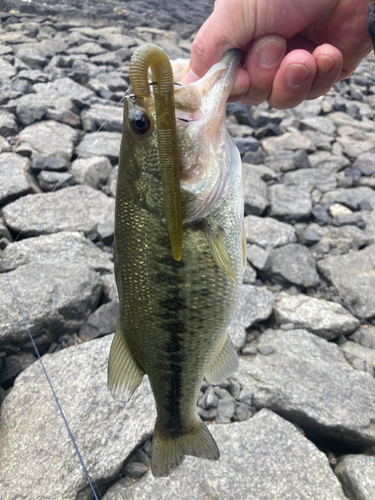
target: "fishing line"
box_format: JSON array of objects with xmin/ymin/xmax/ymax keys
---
[{"xmin": 0, "ymin": 258, "xmax": 101, "ymax": 500}]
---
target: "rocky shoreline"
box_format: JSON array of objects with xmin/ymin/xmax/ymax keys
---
[{"xmin": 0, "ymin": 3, "xmax": 375, "ymax": 500}]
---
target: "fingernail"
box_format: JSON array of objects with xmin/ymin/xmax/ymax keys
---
[
  {"xmin": 256, "ymin": 40, "xmax": 283, "ymax": 67},
  {"xmin": 317, "ymin": 55, "xmax": 335, "ymax": 75},
  {"xmin": 285, "ymin": 64, "xmax": 312, "ymax": 87},
  {"xmin": 183, "ymin": 68, "xmax": 200, "ymax": 85}
]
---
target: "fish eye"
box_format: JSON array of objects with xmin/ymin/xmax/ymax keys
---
[{"xmin": 130, "ymin": 110, "xmax": 152, "ymax": 135}]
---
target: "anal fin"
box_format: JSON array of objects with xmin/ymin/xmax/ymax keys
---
[
  {"xmin": 205, "ymin": 332, "xmax": 239, "ymax": 385},
  {"xmin": 108, "ymin": 321, "xmax": 144, "ymax": 402},
  {"xmin": 204, "ymin": 222, "xmax": 236, "ymax": 283}
]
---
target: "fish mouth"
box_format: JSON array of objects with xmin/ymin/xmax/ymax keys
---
[{"xmin": 171, "ymin": 50, "xmax": 241, "ymax": 223}]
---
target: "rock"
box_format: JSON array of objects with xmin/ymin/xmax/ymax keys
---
[
  {"xmin": 330, "ymin": 203, "xmax": 352, "ymax": 217},
  {"xmin": 333, "ymin": 212, "xmax": 366, "ymax": 229},
  {"xmin": 308, "ymin": 151, "xmax": 350, "ymax": 172},
  {"xmin": 267, "ymin": 244, "xmax": 320, "ymax": 288},
  {"xmin": 0, "ymin": 57, "xmax": 16, "ymax": 79},
  {"xmin": 32, "ymin": 157, "xmax": 69, "ymax": 172},
  {"xmin": 353, "ymin": 152, "xmax": 375, "ymax": 176},
  {"xmin": 0, "ymin": 335, "xmax": 156, "ymax": 499},
  {"xmin": 70, "ymin": 156, "xmax": 113, "ymax": 189},
  {"xmin": 242, "ymin": 167, "xmax": 268, "ymax": 215},
  {"xmin": 246, "ymin": 244, "xmax": 270, "ymax": 271},
  {"xmin": 17, "ymin": 120, "xmax": 79, "ymax": 160},
  {"xmin": 83, "ymin": 300, "xmax": 119, "ymax": 338},
  {"xmin": 244, "ymin": 215, "xmax": 297, "ymax": 249},
  {"xmin": 235, "ymin": 329, "xmax": 375, "ymax": 447},
  {"xmin": 243, "ymin": 263, "xmax": 257, "ymax": 284},
  {"xmin": 335, "ymin": 455, "xmax": 375, "ymax": 500},
  {"xmin": 321, "ymin": 187, "xmax": 375, "ymax": 211},
  {"xmin": 300, "ymin": 116, "xmax": 337, "ymax": 135},
  {"xmin": 0, "ymin": 231, "xmax": 114, "ymax": 273},
  {"xmin": 306, "ymin": 223, "xmax": 368, "ymax": 260},
  {"xmin": 123, "ymin": 462, "xmax": 148, "ymax": 479},
  {"xmin": 37, "ymin": 170, "xmax": 75, "ymax": 191},
  {"xmin": 341, "ymin": 341, "xmax": 375, "ymax": 376},
  {"xmin": 230, "ymin": 284, "xmax": 274, "ymax": 330},
  {"xmin": 0, "ymin": 153, "xmax": 37, "ymax": 204},
  {"xmin": 268, "ymin": 184, "xmax": 312, "ymax": 221},
  {"xmin": 75, "ymin": 132, "xmax": 122, "ymax": 161},
  {"xmin": 274, "ymin": 292, "xmax": 360, "ymax": 340},
  {"xmin": 262, "ymin": 132, "xmax": 315, "ymax": 155},
  {"xmin": 0, "ymin": 352, "xmax": 37, "ymax": 386},
  {"xmin": 0, "ymin": 110, "xmax": 18, "ymax": 136},
  {"xmin": 318, "ymin": 246, "xmax": 375, "ymax": 319},
  {"xmin": 349, "ymin": 325, "xmax": 375, "ymax": 349},
  {"xmin": 0, "ymin": 262, "xmax": 102, "ymax": 353},
  {"xmin": 103, "ymin": 409, "xmax": 346, "ymax": 500},
  {"xmin": 265, "ymin": 150, "xmax": 311, "ymax": 172},
  {"xmin": 3, "ymin": 185, "xmax": 115, "ymax": 237},
  {"xmin": 81, "ymin": 104, "xmax": 123, "ymax": 133},
  {"xmin": 283, "ymin": 168, "xmax": 337, "ymax": 193}
]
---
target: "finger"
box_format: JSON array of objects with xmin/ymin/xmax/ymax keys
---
[
  {"xmin": 233, "ymin": 34, "xmax": 287, "ymax": 105},
  {"xmin": 307, "ymin": 44, "xmax": 343, "ymax": 100},
  {"xmin": 267, "ymin": 50, "xmax": 317, "ymax": 109},
  {"xmin": 185, "ymin": 0, "xmax": 257, "ymax": 83}
]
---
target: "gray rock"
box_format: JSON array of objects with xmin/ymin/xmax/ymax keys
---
[
  {"xmin": 318, "ymin": 246, "xmax": 375, "ymax": 319},
  {"xmin": 70, "ymin": 156, "xmax": 113, "ymax": 189},
  {"xmin": 81, "ymin": 104, "xmax": 123, "ymax": 133},
  {"xmin": 0, "ymin": 352, "xmax": 37, "ymax": 385},
  {"xmin": 242, "ymin": 167, "xmax": 268, "ymax": 215},
  {"xmin": 341, "ymin": 341, "xmax": 375, "ymax": 376},
  {"xmin": 0, "ymin": 110, "xmax": 18, "ymax": 136},
  {"xmin": 235, "ymin": 329, "xmax": 375, "ymax": 447},
  {"xmin": 83, "ymin": 300, "xmax": 119, "ymax": 338},
  {"xmin": 267, "ymin": 244, "xmax": 320, "ymax": 288},
  {"xmin": 262, "ymin": 132, "xmax": 315, "ymax": 155},
  {"xmin": 349, "ymin": 325, "xmax": 375, "ymax": 349},
  {"xmin": 107, "ymin": 165, "xmax": 118, "ymax": 197},
  {"xmin": 269, "ymin": 184, "xmax": 312, "ymax": 221},
  {"xmin": 0, "ymin": 153, "xmax": 37, "ymax": 204},
  {"xmin": 363, "ymin": 209, "xmax": 375, "ymax": 244},
  {"xmin": 243, "ymin": 263, "xmax": 257, "ymax": 284},
  {"xmin": 244, "ymin": 215, "xmax": 297, "ymax": 249},
  {"xmin": 17, "ymin": 120, "xmax": 79, "ymax": 160},
  {"xmin": 353, "ymin": 152, "xmax": 375, "ymax": 176},
  {"xmin": 103, "ymin": 409, "xmax": 346, "ymax": 500},
  {"xmin": 274, "ymin": 292, "xmax": 360, "ymax": 340},
  {"xmin": 37, "ymin": 170, "xmax": 75, "ymax": 191},
  {"xmin": 0, "ymin": 262, "xmax": 102, "ymax": 352},
  {"xmin": 123, "ymin": 462, "xmax": 148, "ymax": 479},
  {"xmin": 0, "ymin": 231, "xmax": 114, "ymax": 273},
  {"xmin": 0, "ymin": 335, "xmax": 156, "ymax": 500},
  {"xmin": 308, "ymin": 151, "xmax": 350, "ymax": 172},
  {"xmin": 75, "ymin": 132, "xmax": 122, "ymax": 161},
  {"xmin": 300, "ymin": 116, "xmax": 337, "ymax": 135},
  {"xmin": 306, "ymin": 223, "xmax": 367, "ymax": 260},
  {"xmin": 335, "ymin": 455, "xmax": 375, "ymax": 500},
  {"xmin": 283, "ymin": 168, "xmax": 337, "ymax": 193},
  {"xmin": 0, "ymin": 57, "xmax": 16, "ymax": 79},
  {"xmin": 246, "ymin": 244, "xmax": 270, "ymax": 271},
  {"xmin": 321, "ymin": 187, "xmax": 375, "ymax": 211},
  {"xmin": 3, "ymin": 185, "xmax": 115, "ymax": 237},
  {"xmin": 230, "ymin": 284, "xmax": 274, "ymax": 330},
  {"xmin": 333, "ymin": 212, "xmax": 366, "ymax": 229},
  {"xmin": 265, "ymin": 150, "xmax": 310, "ymax": 172}
]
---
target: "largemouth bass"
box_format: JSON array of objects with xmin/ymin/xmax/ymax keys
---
[{"xmin": 108, "ymin": 45, "xmax": 244, "ymax": 477}]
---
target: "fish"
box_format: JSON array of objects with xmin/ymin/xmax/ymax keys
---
[{"xmin": 108, "ymin": 44, "xmax": 245, "ymax": 477}]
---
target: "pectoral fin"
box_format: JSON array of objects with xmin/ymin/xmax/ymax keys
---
[
  {"xmin": 205, "ymin": 333, "xmax": 239, "ymax": 385},
  {"xmin": 108, "ymin": 322, "xmax": 144, "ymax": 402},
  {"xmin": 204, "ymin": 223, "xmax": 236, "ymax": 283}
]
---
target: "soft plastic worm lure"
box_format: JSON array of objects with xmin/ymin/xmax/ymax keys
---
[{"xmin": 129, "ymin": 44, "xmax": 183, "ymax": 261}]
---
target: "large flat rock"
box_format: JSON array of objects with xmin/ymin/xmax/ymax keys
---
[
  {"xmin": 17, "ymin": 120, "xmax": 80, "ymax": 160},
  {"xmin": 0, "ymin": 262, "xmax": 102, "ymax": 352},
  {"xmin": 244, "ymin": 215, "xmax": 297, "ymax": 249},
  {"xmin": 2, "ymin": 185, "xmax": 115, "ymax": 236},
  {"xmin": 103, "ymin": 409, "xmax": 347, "ymax": 500},
  {"xmin": 0, "ymin": 335, "xmax": 156, "ymax": 500},
  {"xmin": 335, "ymin": 454, "xmax": 375, "ymax": 500},
  {"xmin": 75, "ymin": 132, "xmax": 122, "ymax": 161},
  {"xmin": 234, "ymin": 329, "xmax": 375, "ymax": 447},
  {"xmin": 273, "ymin": 292, "xmax": 360, "ymax": 340},
  {"xmin": 1, "ymin": 231, "xmax": 114, "ymax": 273},
  {"xmin": 317, "ymin": 245, "xmax": 375, "ymax": 319},
  {"xmin": 0, "ymin": 152, "xmax": 37, "ymax": 204}
]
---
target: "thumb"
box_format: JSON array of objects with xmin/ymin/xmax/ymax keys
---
[{"xmin": 185, "ymin": 0, "xmax": 256, "ymax": 83}]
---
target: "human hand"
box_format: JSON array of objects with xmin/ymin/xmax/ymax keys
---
[{"xmin": 184, "ymin": 0, "xmax": 373, "ymax": 109}]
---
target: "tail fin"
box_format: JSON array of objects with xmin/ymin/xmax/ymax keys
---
[{"xmin": 151, "ymin": 417, "xmax": 220, "ymax": 477}]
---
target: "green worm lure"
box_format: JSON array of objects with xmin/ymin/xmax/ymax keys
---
[{"xmin": 129, "ymin": 44, "xmax": 183, "ymax": 261}]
